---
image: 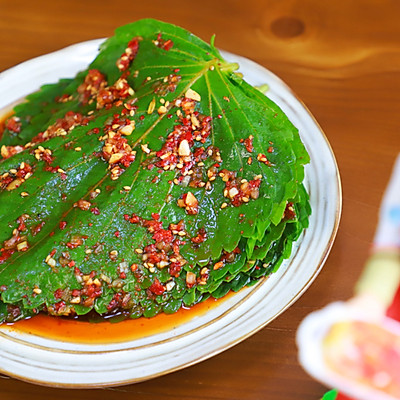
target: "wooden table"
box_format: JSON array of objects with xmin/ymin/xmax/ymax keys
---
[{"xmin": 0, "ymin": 1, "xmax": 399, "ymax": 399}]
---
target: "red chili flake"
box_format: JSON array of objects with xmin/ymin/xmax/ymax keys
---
[
  {"xmin": 33, "ymin": 111, "xmax": 89, "ymax": 145},
  {"xmin": 106, "ymin": 293, "xmax": 122, "ymax": 311},
  {"xmin": 59, "ymin": 221, "xmax": 67, "ymax": 230},
  {"xmin": 154, "ymin": 33, "xmax": 174, "ymax": 51},
  {"xmin": 0, "ymin": 249, "xmax": 15, "ymax": 264},
  {"xmin": 284, "ymin": 202, "xmax": 296, "ymax": 220},
  {"xmin": 153, "ymin": 74, "xmax": 181, "ymax": 95},
  {"xmin": 123, "ymin": 214, "xmax": 130, "ymax": 221},
  {"xmin": 267, "ymin": 146, "xmax": 274, "ymax": 153},
  {"xmin": 119, "ymin": 271, "xmax": 126, "ymax": 279},
  {"xmin": 139, "ymin": 115, "xmax": 145, "ymax": 121},
  {"xmin": 66, "ymin": 235, "xmax": 84, "ymax": 249},
  {"xmin": 116, "ymin": 37, "xmax": 141, "ymax": 71},
  {"xmin": 5, "ymin": 116, "xmax": 22, "ymax": 133},
  {"xmin": 151, "ymin": 213, "xmax": 160, "ymax": 220},
  {"xmin": 257, "ymin": 153, "xmax": 272, "ymax": 166},
  {"xmin": 16, "ymin": 162, "xmax": 33, "ymax": 179},
  {"xmin": 163, "ymin": 39, "xmax": 173, "ymax": 51},
  {"xmin": 91, "ymin": 207, "xmax": 100, "ymax": 215},
  {"xmin": 54, "ymin": 289, "xmax": 63, "ymax": 299},
  {"xmin": 114, "ymin": 230, "xmax": 120, "ymax": 238},
  {"xmin": 148, "ymin": 278, "xmax": 166, "ymax": 295},
  {"xmin": 77, "ymin": 69, "xmax": 107, "ymax": 105},
  {"xmin": 32, "ymin": 221, "xmax": 46, "ymax": 236},
  {"xmin": 129, "ymin": 213, "xmax": 140, "ymax": 224},
  {"xmin": 17, "ymin": 215, "xmax": 29, "ymax": 232},
  {"xmin": 174, "ymin": 68, "xmax": 180, "ymax": 73},
  {"xmin": 50, "ymin": 248, "xmax": 57, "ymax": 257},
  {"xmin": 152, "ymin": 229, "xmax": 174, "ymax": 244},
  {"xmin": 54, "ymin": 301, "xmax": 66, "ymax": 312},
  {"xmin": 244, "ymin": 135, "xmax": 254, "ymax": 153},
  {"xmin": 217, "ymin": 114, "xmax": 222, "ymax": 119},
  {"xmin": 191, "ymin": 228, "xmax": 207, "ymax": 244},
  {"xmin": 49, "ymin": 231, "xmax": 55, "ymax": 237},
  {"xmin": 71, "ymin": 289, "xmax": 80, "ymax": 297},
  {"xmin": 67, "ymin": 260, "xmax": 75, "ymax": 268},
  {"xmin": 93, "ymin": 128, "xmax": 100, "ymax": 134},
  {"xmin": 42, "ymin": 151, "xmax": 54, "ymax": 165},
  {"xmin": 130, "ymin": 263, "xmax": 138, "ymax": 272},
  {"xmin": 88, "ymin": 222, "xmax": 93, "ymax": 227}
]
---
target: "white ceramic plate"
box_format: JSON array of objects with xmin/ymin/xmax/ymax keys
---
[{"xmin": 0, "ymin": 39, "xmax": 341, "ymax": 387}]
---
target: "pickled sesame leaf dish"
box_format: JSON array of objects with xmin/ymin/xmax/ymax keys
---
[{"xmin": 0, "ymin": 19, "xmax": 310, "ymax": 323}]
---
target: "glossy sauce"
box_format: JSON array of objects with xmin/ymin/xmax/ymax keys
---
[
  {"xmin": 0, "ymin": 112, "xmax": 9, "ymax": 139},
  {"xmin": 3, "ymin": 297, "xmax": 220, "ymax": 344}
]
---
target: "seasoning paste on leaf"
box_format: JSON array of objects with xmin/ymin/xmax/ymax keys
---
[{"xmin": 0, "ymin": 19, "xmax": 310, "ymax": 323}]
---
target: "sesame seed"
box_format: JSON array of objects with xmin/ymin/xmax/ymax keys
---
[
  {"xmin": 70, "ymin": 296, "xmax": 81, "ymax": 304},
  {"xmin": 158, "ymin": 105, "xmax": 167, "ymax": 115},
  {"xmin": 140, "ymin": 144, "xmax": 150, "ymax": 154},
  {"xmin": 47, "ymin": 257, "xmax": 56, "ymax": 267},
  {"xmin": 185, "ymin": 88, "xmax": 201, "ymax": 101},
  {"xmin": 147, "ymin": 97, "xmax": 156, "ymax": 114},
  {"xmin": 16, "ymin": 241, "xmax": 28, "ymax": 251}
]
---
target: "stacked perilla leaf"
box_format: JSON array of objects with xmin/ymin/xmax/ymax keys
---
[{"xmin": 0, "ymin": 19, "xmax": 310, "ymax": 323}]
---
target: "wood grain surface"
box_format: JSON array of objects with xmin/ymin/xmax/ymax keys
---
[{"xmin": 0, "ymin": 0, "xmax": 399, "ymax": 399}]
